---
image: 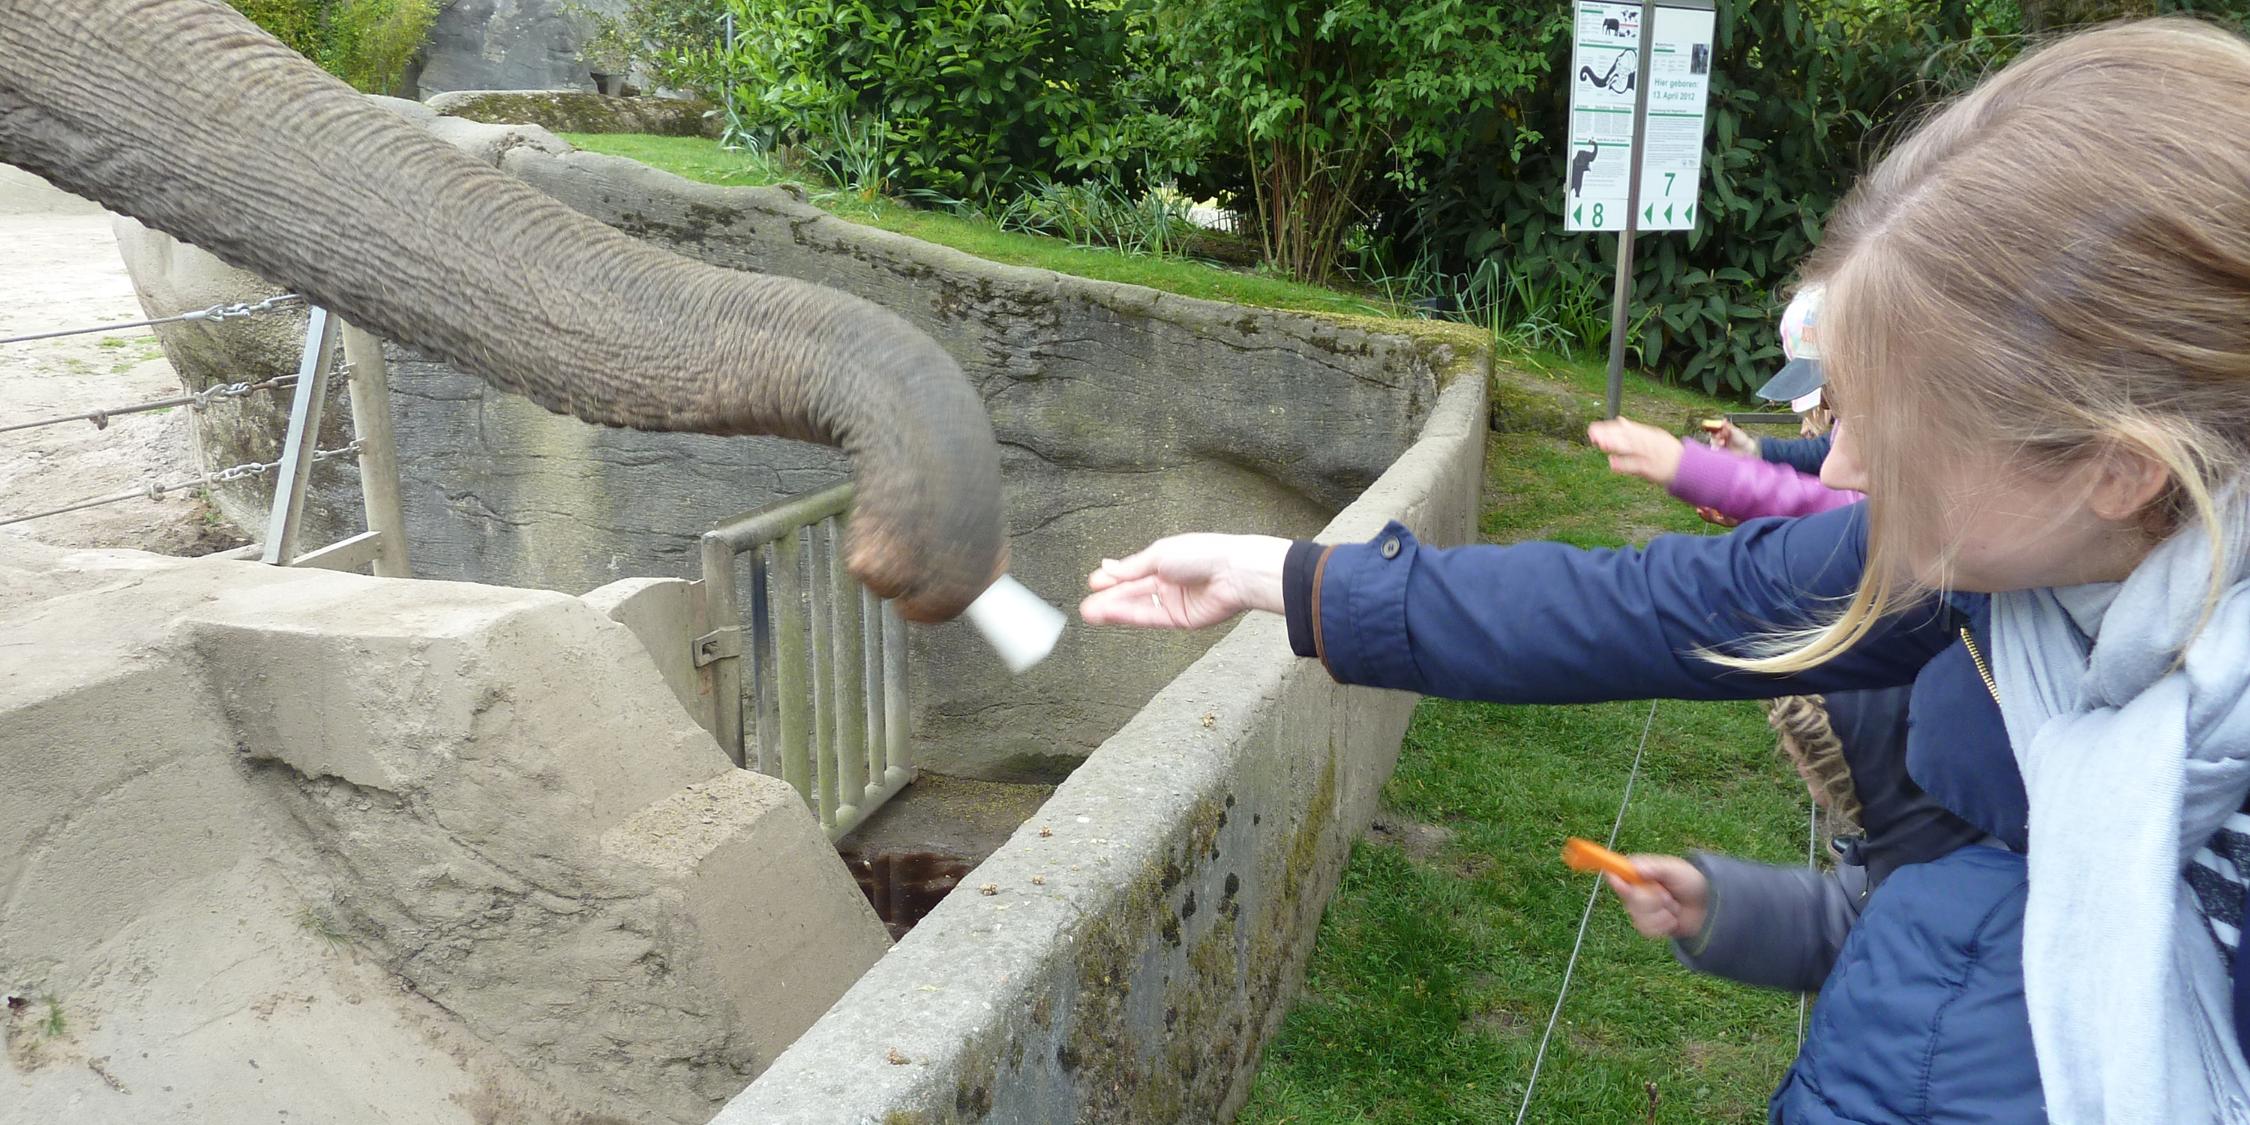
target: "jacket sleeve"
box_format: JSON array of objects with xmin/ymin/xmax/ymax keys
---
[
  {"xmin": 1758, "ymin": 433, "xmax": 1834, "ymax": 475},
  {"xmin": 1671, "ymin": 852, "xmax": 1866, "ymax": 992},
  {"xmin": 1298, "ymin": 503, "xmax": 1951, "ymax": 705},
  {"xmin": 1669, "ymin": 441, "xmax": 1862, "ymax": 520}
]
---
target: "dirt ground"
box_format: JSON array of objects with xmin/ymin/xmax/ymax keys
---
[{"xmin": 0, "ymin": 164, "xmax": 247, "ymax": 556}]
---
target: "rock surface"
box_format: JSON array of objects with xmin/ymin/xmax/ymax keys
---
[{"xmin": 410, "ymin": 0, "xmax": 624, "ymax": 97}]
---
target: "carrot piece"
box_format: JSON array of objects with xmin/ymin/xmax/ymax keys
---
[{"xmin": 1562, "ymin": 836, "xmax": 1646, "ymax": 885}]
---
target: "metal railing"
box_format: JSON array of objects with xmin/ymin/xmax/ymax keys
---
[{"xmin": 699, "ymin": 483, "xmax": 912, "ymax": 841}]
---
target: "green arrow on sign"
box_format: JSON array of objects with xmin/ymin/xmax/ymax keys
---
[
  {"xmin": 1573, "ymin": 204, "xmax": 1584, "ymax": 225},
  {"xmin": 1644, "ymin": 203, "xmax": 1654, "ymax": 223},
  {"xmin": 1685, "ymin": 205, "xmax": 1695, "ymax": 223},
  {"xmin": 1665, "ymin": 204, "xmax": 1674, "ymax": 222}
]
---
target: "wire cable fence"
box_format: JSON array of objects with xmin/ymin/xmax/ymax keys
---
[
  {"xmin": 0, "ymin": 373, "xmax": 301, "ymax": 436},
  {"xmin": 1513, "ymin": 516, "xmax": 1818, "ymax": 1119},
  {"xmin": 2, "ymin": 295, "xmax": 409, "ymax": 577},
  {"xmin": 0, "ymin": 293, "xmax": 303, "ymax": 347},
  {"xmin": 0, "ymin": 439, "xmax": 363, "ymax": 528}
]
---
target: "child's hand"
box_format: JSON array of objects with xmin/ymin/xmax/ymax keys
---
[
  {"xmin": 1707, "ymin": 420, "xmax": 1759, "ymax": 458},
  {"xmin": 1586, "ymin": 417, "xmax": 1686, "ymax": 487},
  {"xmin": 1603, "ymin": 855, "xmax": 1709, "ymax": 939}
]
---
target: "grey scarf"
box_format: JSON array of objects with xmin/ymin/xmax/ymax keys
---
[{"xmin": 1992, "ymin": 490, "xmax": 2250, "ymax": 1124}]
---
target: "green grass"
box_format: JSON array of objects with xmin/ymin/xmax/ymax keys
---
[
  {"xmin": 558, "ymin": 134, "xmax": 1397, "ymax": 320},
  {"xmin": 1239, "ymin": 375, "xmax": 1811, "ymax": 1125},
  {"xmin": 563, "ymin": 129, "xmax": 1798, "ymax": 1121}
]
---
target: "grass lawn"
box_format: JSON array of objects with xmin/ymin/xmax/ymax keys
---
[
  {"xmin": 1238, "ymin": 363, "xmax": 1813, "ymax": 1125},
  {"xmin": 566, "ymin": 131, "xmax": 1810, "ymax": 1122},
  {"xmin": 560, "ymin": 134, "xmax": 1394, "ymax": 319}
]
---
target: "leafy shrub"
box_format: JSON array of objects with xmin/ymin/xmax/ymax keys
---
[
  {"xmin": 991, "ymin": 179, "xmax": 1197, "ymax": 257},
  {"xmin": 323, "ymin": 0, "xmax": 439, "ymax": 95},
  {"xmin": 1355, "ymin": 0, "xmax": 2011, "ymax": 392},
  {"xmin": 226, "ymin": 0, "xmax": 437, "ymax": 96},
  {"xmin": 1146, "ymin": 0, "xmax": 1558, "ymax": 283},
  {"xmin": 618, "ymin": 0, "xmax": 734, "ymax": 100},
  {"xmin": 1382, "ymin": 0, "xmax": 2248, "ymax": 393},
  {"xmin": 718, "ymin": 0, "xmax": 1179, "ymax": 202}
]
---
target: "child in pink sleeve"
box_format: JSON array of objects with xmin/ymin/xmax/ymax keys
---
[{"xmin": 1588, "ymin": 285, "xmax": 1858, "ymax": 523}]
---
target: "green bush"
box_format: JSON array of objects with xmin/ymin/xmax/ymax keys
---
[
  {"xmin": 226, "ymin": 0, "xmax": 437, "ymax": 96},
  {"xmin": 617, "ymin": 0, "xmax": 734, "ymax": 100},
  {"xmin": 1385, "ymin": 0, "xmax": 2249, "ymax": 393},
  {"xmin": 1366, "ymin": 0, "xmax": 2004, "ymax": 393},
  {"xmin": 719, "ymin": 0, "xmax": 1177, "ymax": 202},
  {"xmin": 1147, "ymin": 0, "xmax": 1558, "ymax": 283},
  {"xmin": 991, "ymin": 179, "xmax": 1196, "ymax": 257},
  {"xmin": 323, "ymin": 0, "xmax": 439, "ymax": 95}
]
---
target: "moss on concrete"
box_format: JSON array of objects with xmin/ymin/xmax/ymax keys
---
[{"xmin": 428, "ymin": 91, "xmax": 717, "ymax": 137}]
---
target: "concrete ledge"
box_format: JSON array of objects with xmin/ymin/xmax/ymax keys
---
[
  {"xmin": 715, "ymin": 371, "xmax": 1488, "ymax": 1123},
  {"xmin": 427, "ymin": 89, "xmax": 719, "ymax": 137}
]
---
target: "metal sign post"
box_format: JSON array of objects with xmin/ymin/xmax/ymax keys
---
[
  {"xmin": 1604, "ymin": 2, "xmax": 1657, "ymax": 420},
  {"xmin": 1565, "ymin": 0, "xmax": 1717, "ymax": 418}
]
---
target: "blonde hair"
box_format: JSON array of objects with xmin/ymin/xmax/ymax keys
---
[{"xmin": 1728, "ymin": 17, "xmax": 2250, "ymax": 676}]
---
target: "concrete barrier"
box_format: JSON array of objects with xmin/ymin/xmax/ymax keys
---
[
  {"xmin": 715, "ymin": 369, "xmax": 1488, "ymax": 1123},
  {"xmin": 0, "ymin": 542, "xmax": 889, "ymax": 1124},
  {"xmin": 122, "ymin": 114, "xmax": 1472, "ymax": 785}
]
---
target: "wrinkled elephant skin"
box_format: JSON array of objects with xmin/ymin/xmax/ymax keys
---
[{"xmin": 0, "ymin": 0, "xmax": 1005, "ymax": 619}]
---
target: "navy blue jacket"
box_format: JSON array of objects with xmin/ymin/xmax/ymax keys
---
[
  {"xmin": 1668, "ymin": 680, "xmax": 1987, "ymax": 995},
  {"xmin": 1284, "ymin": 505, "xmax": 2042, "ymax": 1122},
  {"xmin": 1760, "ymin": 433, "xmax": 1835, "ymax": 477}
]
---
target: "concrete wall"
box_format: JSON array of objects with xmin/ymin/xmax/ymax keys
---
[
  {"xmin": 714, "ymin": 371, "xmax": 1489, "ymax": 1124},
  {"xmin": 124, "ymin": 112, "xmax": 1467, "ymax": 782},
  {"xmin": 0, "ymin": 541, "xmax": 890, "ymax": 1124},
  {"xmin": 394, "ymin": 141, "xmax": 1454, "ymax": 784}
]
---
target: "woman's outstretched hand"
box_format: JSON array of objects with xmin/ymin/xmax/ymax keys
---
[{"xmin": 1079, "ymin": 534, "xmax": 1292, "ymax": 629}]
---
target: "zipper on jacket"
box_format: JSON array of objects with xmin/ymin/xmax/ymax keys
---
[{"xmin": 1959, "ymin": 626, "xmax": 2001, "ymax": 705}]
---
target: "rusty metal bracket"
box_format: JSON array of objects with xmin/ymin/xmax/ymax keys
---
[{"xmin": 694, "ymin": 625, "xmax": 742, "ymax": 668}]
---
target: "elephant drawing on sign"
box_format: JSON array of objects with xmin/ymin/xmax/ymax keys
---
[
  {"xmin": 1570, "ymin": 141, "xmax": 1601, "ymax": 196},
  {"xmin": 0, "ymin": 0, "xmax": 1006, "ymax": 622},
  {"xmin": 1579, "ymin": 55, "xmax": 1636, "ymax": 94}
]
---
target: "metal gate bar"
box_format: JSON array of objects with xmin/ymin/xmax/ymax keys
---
[{"xmin": 699, "ymin": 483, "xmax": 914, "ymax": 841}]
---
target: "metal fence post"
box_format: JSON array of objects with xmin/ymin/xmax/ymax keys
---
[
  {"xmin": 339, "ymin": 322, "xmax": 410, "ymax": 577},
  {"xmin": 262, "ymin": 307, "xmax": 341, "ymax": 565}
]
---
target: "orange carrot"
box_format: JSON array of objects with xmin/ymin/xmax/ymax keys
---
[{"xmin": 1562, "ymin": 836, "xmax": 1646, "ymax": 885}]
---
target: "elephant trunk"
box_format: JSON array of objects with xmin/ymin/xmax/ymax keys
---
[{"xmin": 0, "ymin": 0, "xmax": 1005, "ymax": 620}]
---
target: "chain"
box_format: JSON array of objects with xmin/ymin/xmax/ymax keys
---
[
  {"xmin": 312, "ymin": 440, "xmax": 364, "ymax": 464},
  {"xmin": 0, "ymin": 293, "xmax": 304, "ymax": 347},
  {"xmin": 0, "ymin": 374, "xmax": 302, "ymax": 436},
  {"xmin": 190, "ymin": 294, "xmax": 305, "ymax": 324},
  {"xmin": 0, "ymin": 440, "xmax": 366, "ymax": 527}
]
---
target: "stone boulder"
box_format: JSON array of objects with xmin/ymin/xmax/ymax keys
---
[{"xmin": 410, "ymin": 0, "xmax": 622, "ymax": 97}]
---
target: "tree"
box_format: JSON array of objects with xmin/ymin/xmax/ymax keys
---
[{"xmin": 1152, "ymin": 0, "xmax": 1559, "ymax": 281}]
